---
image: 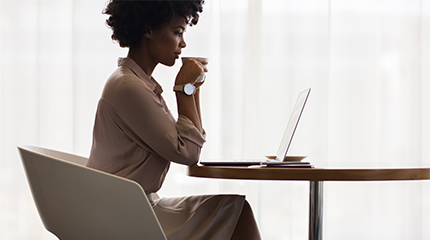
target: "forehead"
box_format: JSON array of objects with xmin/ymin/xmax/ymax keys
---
[{"xmin": 167, "ymin": 15, "xmax": 188, "ymax": 28}]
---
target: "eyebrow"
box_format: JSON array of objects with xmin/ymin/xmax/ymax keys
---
[{"xmin": 174, "ymin": 26, "xmax": 186, "ymax": 31}]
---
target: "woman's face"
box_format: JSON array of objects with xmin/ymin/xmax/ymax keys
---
[{"xmin": 147, "ymin": 15, "xmax": 188, "ymax": 67}]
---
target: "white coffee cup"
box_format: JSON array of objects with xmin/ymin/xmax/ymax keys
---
[{"xmin": 181, "ymin": 57, "xmax": 208, "ymax": 83}]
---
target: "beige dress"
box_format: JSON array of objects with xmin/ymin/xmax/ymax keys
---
[{"xmin": 87, "ymin": 58, "xmax": 244, "ymax": 240}]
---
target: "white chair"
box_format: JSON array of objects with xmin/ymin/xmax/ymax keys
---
[{"xmin": 17, "ymin": 145, "xmax": 167, "ymax": 240}]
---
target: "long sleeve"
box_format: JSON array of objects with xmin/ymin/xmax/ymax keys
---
[
  {"xmin": 87, "ymin": 58, "xmax": 205, "ymax": 193},
  {"xmin": 106, "ymin": 73, "xmax": 205, "ymax": 165}
]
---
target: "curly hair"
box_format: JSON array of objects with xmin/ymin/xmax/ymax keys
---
[{"xmin": 103, "ymin": 0, "xmax": 204, "ymax": 48}]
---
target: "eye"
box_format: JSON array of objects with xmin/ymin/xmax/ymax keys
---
[{"xmin": 175, "ymin": 31, "xmax": 183, "ymax": 36}]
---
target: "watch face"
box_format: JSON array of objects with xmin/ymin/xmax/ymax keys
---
[{"xmin": 183, "ymin": 83, "xmax": 195, "ymax": 95}]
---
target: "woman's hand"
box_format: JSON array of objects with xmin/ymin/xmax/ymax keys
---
[{"xmin": 175, "ymin": 58, "xmax": 208, "ymax": 86}]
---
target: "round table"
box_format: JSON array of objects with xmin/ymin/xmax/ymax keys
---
[{"xmin": 188, "ymin": 165, "xmax": 430, "ymax": 240}]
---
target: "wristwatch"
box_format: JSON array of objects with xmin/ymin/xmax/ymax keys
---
[{"xmin": 173, "ymin": 83, "xmax": 196, "ymax": 96}]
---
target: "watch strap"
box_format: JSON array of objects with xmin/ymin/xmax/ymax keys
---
[
  {"xmin": 173, "ymin": 85, "xmax": 183, "ymax": 92},
  {"xmin": 173, "ymin": 83, "xmax": 195, "ymax": 95}
]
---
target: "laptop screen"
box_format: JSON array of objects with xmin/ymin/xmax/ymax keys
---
[{"xmin": 275, "ymin": 88, "xmax": 311, "ymax": 161}]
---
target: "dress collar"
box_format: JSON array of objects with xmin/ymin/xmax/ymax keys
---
[{"xmin": 117, "ymin": 57, "xmax": 163, "ymax": 95}]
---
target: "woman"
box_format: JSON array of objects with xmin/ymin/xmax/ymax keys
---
[{"xmin": 87, "ymin": 1, "xmax": 261, "ymax": 239}]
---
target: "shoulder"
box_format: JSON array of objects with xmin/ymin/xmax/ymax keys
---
[
  {"xmin": 108, "ymin": 66, "xmax": 141, "ymax": 86},
  {"xmin": 104, "ymin": 66, "xmax": 153, "ymax": 97},
  {"xmin": 98, "ymin": 67, "xmax": 158, "ymax": 113}
]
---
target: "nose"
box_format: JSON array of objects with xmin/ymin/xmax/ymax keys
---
[{"xmin": 180, "ymin": 36, "xmax": 186, "ymax": 49}]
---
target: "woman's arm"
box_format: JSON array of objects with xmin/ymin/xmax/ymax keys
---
[
  {"xmin": 175, "ymin": 58, "xmax": 207, "ymax": 133},
  {"xmin": 176, "ymin": 90, "xmax": 202, "ymax": 132},
  {"xmin": 112, "ymin": 75, "xmax": 205, "ymax": 166},
  {"xmin": 194, "ymin": 88, "xmax": 202, "ymax": 127}
]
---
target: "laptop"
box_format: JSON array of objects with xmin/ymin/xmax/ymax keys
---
[{"xmin": 199, "ymin": 88, "xmax": 311, "ymax": 167}]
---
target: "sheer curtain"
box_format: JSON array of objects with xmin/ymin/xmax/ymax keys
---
[{"xmin": 1, "ymin": 0, "xmax": 429, "ymax": 239}]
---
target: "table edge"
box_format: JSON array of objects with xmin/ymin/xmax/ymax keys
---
[{"xmin": 187, "ymin": 165, "xmax": 430, "ymax": 181}]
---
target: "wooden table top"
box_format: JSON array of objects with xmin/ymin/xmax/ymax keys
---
[{"xmin": 188, "ymin": 165, "xmax": 430, "ymax": 181}]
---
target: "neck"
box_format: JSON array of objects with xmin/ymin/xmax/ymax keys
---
[{"xmin": 127, "ymin": 44, "xmax": 158, "ymax": 77}]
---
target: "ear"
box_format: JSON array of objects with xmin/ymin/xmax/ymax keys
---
[{"xmin": 143, "ymin": 28, "xmax": 152, "ymax": 39}]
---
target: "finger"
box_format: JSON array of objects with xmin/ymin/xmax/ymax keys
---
[
  {"xmin": 194, "ymin": 78, "xmax": 205, "ymax": 88},
  {"xmin": 195, "ymin": 58, "xmax": 208, "ymax": 64},
  {"xmin": 192, "ymin": 60, "xmax": 208, "ymax": 73},
  {"xmin": 200, "ymin": 59, "xmax": 209, "ymax": 65},
  {"xmin": 193, "ymin": 58, "xmax": 208, "ymax": 66}
]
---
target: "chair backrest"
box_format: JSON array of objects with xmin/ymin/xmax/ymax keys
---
[
  {"xmin": 18, "ymin": 145, "xmax": 167, "ymax": 240},
  {"xmin": 23, "ymin": 145, "xmax": 89, "ymax": 166}
]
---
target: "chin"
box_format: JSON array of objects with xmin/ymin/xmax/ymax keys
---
[{"xmin": 161, "ymin": 59, "xmax": 176, "ymax": 67}]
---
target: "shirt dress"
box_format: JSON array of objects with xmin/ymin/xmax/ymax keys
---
[{"xmin": 87, "ymin": 58, "xmax": 244, "ymax": 240}]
